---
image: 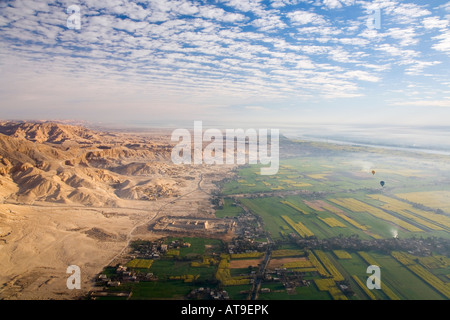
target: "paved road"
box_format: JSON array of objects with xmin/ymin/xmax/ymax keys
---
[{"xmin": 250, "ymin": 236, "xmax": 273, "ymax": 300}]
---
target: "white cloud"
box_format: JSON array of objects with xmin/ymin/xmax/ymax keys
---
[
  {"xmin": 385, "ymin": 2, "xmax": 431, "ymax": 24},
  {"xmin": 422, "ymin": 16, "xmax": 449, "ymax": 30},
  {"xmin": 343, "ymin": 70, "xmax": 380, "ymax": 82},
  {"xmin": 287, "ymin": 10, "xmax": 327, "ymax": 25},
  {"xmin": 0, "ymin": 0, "xmax": 448, "ymax": 124},
  {"xmin": 374, "ymin": 44, "xmax": 418, "ymax": 59},
  {"xmin": 432, "ymin": 30, "xmax": 450, "ymax": 54},
  {"xmin": 270, "ymin": 0, "xmax": 302, "ymax": 8},
  {"xmin": 404, "ymin": 60, "xmax": 441, "ymax": 75},
  {"xmin": 220, "ymin": 0, "xmax": 265, "ymax": 15},
  {"xmin": 198, "ymin": 6, "xmax": 247, "ymax": 23},
  {"xmin": 387, "ymin": 27, "xmax": 418, "ymax": 47},
  {"xmin": 322, "ymin": 0, "xmax": 355, "ymax": 9},
  {"xmin": 252, "ymin": 14, "xmax": 286, "ymax": 32}
]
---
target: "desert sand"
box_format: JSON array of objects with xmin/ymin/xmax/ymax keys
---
[{"xmin": 0, "ymin": 121, "xmax": 235, "ymax": 299}]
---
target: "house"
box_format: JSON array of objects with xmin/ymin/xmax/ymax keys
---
[
  {"xmin": 116, "ymin": 265, "xmax": 127, "ymax": 273},
  {"xmin": 107, "ymin": 281, "xmax": 121, "ymax": 287}
]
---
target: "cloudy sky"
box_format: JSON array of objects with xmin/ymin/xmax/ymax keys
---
[{"xmin": 0, "ymin": 0, "xmax": 450, "ymax": 127}]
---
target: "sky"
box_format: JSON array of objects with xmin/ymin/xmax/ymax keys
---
[{"xmin": 0, "ymin": 0, "xmax": 450, "ymax": 128}]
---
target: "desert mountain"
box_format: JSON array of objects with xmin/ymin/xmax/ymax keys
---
[
  {"xmin": 0, "ymin": 121, "xmax": 105, "ymax": 144},
  {"xmin": 0, "ymin": 121, "xmax": 181, "ymax": 206}
]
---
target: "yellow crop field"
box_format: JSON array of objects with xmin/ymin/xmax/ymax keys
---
[
  {"xmin": 291, "ymin": 183, "xmax": 312, "ymax": 187},
  {"xmin": 166, "ymin": 249, "xmax": 180, "ymax": 256},
  {"xmin": 126, "ymin": 259, "xmax": 154, "ymax": 269},
  {"xmin": 352, "ymin": 275, "xmax": 376, "ymax": 300},
  {"xmin": 314, "ymin": 250, "xmax": 345, "ymax": 281},
  {"xmin": 271, "ymin": 249, "xmax": 305, "ymax": 258},
  {"xmin": 365, "ymin": 231, "xmax": 383, "ymax": 239},
  {"xmin": 335, "ymin": 213, "xmax": 368, "ymax": 231},
  {"xmin": 169, "ymin": 274, "xmax": 200, "ymax": 283},
  {"xmin": 290, "ymin": 267, "xmax": 317, "ymax": 273},
  {"xmin": 357, "ymin": 251, "xmax": 378, "ymax": 266},
  {"xmin": 280, "ymin": 179, "xmax": 296, "ymax": 184},
  {"xmin": 307, "ymin": 173, "xmax": 328, "ymax": 180},
  {"xmin": 417, "ymin": 255, "xmax": 449, "ymax": 269},
  {"xmin": 396, "ymin": 191, "xmax": 450, "ymax": 211},
  {"xmin": 281, "ymin": 215, "xmax": 314, "ymax": 238},
  {"xmin": 406, "ymin": 207, "xmax": 450, "ymax": 229},
  {"xmin": 309, "ymin": 200, "xmax": 369, "ymax": 231},
  {"xmin": 314, "ymin": 279, "xmax": 348, "ymax": 300},
  {"xmin": 231, "ymin": 252, "xmax": 264, "ymax": 259},
  {"xmin": 280, "ymin": 201, "xmax": 308, "ymax": 214},
  {"xmin": 330, "ymin": 198, "xmax": 423, "ymax": 232},
  {"xmin": 314, "ymin": 278, "xmax": 335, "ymax": 290},
  {"xmin": 394, "ymin": 192, "xmax": 450, "ymax": 228},
  {"xmin": 282, "ymin": 260, "xmax": 314, "ymax": 269},
  {"xmin": 191, "ymin": 256, "xmax": 218, "ymax": 267},
  {"xmin": 216, "ymin": 257, "xmax": 250, "ymax": 286},
  {"xmin": 392, "ymin": 251, "xmax": 450, "ymax": 299},
  {"xmin": 307, "ymin": 250, "xmax": 330, "ymax": 277},
  {"xmin": 319, "ymin": 217, "xmax": 346, "ymax": 228},
  {"xmin": 368, "ymin": 194, "xmax": 446, "ymax": 231},
  {"xmin": 220, "ymin": 253, "xmax": 231, "ymax": 260},
  {"xmin": 333, "ymin": 250, "xmax": 352, "ymax": 260},
  {"xmin": 381, "ymin": 282, "xmax": 401, "ymax": 300}
]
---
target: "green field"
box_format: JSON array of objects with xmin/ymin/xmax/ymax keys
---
[
  {"xmin": 215, "ymin": 198, "xmax": 245, "ymax": 218},
  {"xmin": 164, "ymin": 237, "xmax": 223, "ymax": 257},
  {"xmin": 126, "ymin": 259, "xmax": 153, "ymax": 269},
  {"xmin": 97, "ymin": 140, "xmax": 450, "ymax": 300},
  {"xmin": 109, "ymin": 281, "xmax": 199, "ymax": 300},
  {"xmin": 226, "ymin": 149, "xmax": 450, "ymax": 300},
  {"xmin": 257, "ymin": 282, "xmax": 331, "ymax": 300}
]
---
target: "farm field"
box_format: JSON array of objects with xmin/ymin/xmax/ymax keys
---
[
  {"xmin": 233, "ymin": 152, "xmax": 450, "ymax": 241},
  {"xmin": 221, "ymin": 143, "xmax": 450, "ymax": 300},
  {"xmin": 396, "ymin": 191, "xmax": 450, "ymax": 212},
  {"xmin": 215, "ymin": 198, "xmax": 245, "ymax": 218},
  {"xmin": 95, "ymin": 140, "xmax": 450, "ymax": 300}
]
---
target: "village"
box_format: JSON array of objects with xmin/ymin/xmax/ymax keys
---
[
  {"xmin": 87, "ymin": 194, "xmax": 450, "ymax": 300},
  {"xmin": 290, "ymin": 233, "xmax": 450, "ymax": 257}
]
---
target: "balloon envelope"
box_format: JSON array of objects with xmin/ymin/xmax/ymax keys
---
[
  {"xmin": 380, "ymin": 181, "xmax": 385, "ymax": 187},
  {"xmin": 372, "ymin": 170, "xmax": 376, "ymax": 175}
]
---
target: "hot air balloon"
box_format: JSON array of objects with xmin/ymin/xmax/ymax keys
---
[
  {"xmin": 371, "ymin": 170, "xmax": 376, "ymax": 175},
  {"xmin": 380, "ymin": 181, "xmax": 385, "ymax": 187}
]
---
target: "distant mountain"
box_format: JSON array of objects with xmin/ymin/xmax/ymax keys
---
[
  {"xmin": 0, "ymin": 121, "xmax": 103, "ymax": 144},
  {"xmin": 0, "ymin": 122, "xmax": 180, "ymax": 206}
]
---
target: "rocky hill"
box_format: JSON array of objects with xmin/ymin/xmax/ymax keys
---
[{"xmin": 0, "ymin": 121, "xmax": 181, "ymax": 206}]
